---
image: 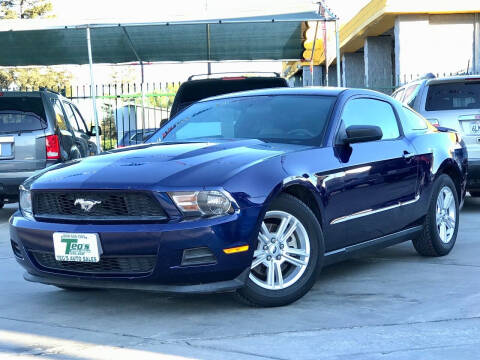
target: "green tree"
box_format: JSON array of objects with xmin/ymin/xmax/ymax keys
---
[
  {"xmin": 109, "ymin": 67, "xmax": 138, "ymax": 84},
  {"xmin": 146, "ymin": 82, "xmax": 179, "ymax": 109},
  {"xmin": 0, "ymin": 0, "xmax": 53, "ymax": 19}
]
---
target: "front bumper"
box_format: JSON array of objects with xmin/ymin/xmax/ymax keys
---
[
  {"xmin": 467, "ymin": 160, "xmax": 480, "ymax": 190},
  {"xmin": 10, "ymin": 206, "xmax": 262, "ymax": 293},
  {"xmin": 0, "ymin": 170, "xmax": 36, "ymax": 201}
]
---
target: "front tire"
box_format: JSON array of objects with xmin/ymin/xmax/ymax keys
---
[
  {"xmin": 236, "ymin": 193, "xmax": 324, "ymax": 307},
  {"xmin": 413, "ymin": 174, "xmax": 459, "ymax": 257}
]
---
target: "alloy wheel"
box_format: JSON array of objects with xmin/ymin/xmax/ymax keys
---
[
  {"xmin": 249, "ymin": 210, "xmax": 310, "ymax": 290},
  {"xmin": 436, "ymin": 186, "xmax": 456, "ymax": 244}
]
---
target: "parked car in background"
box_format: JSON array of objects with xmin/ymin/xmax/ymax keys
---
[
  {"xmin": 0, "ymin": 90, "xmax": 99, "ymax": 208},
  {"xmin": 169, "ymin": 72, "xmax": 289, "ymax": 119},
  {"xmin": 117, "ymin": 128, "xmax": 157, "ymax": 147},
  {"xmin": 392, "ymin": 75, "xmax": 480, "ymax": 196},
  {"xmin": 11, "ymin": 87, "xmax": 466, "ymax": 307}
]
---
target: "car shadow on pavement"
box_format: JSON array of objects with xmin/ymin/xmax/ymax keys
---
[
  {"xmin": 0, "ymin": 204, "xmax": 17, "ymax": 222},
  {"xmin": 462, "ymin": 195, "xmax": 480, "ymax": 213}
]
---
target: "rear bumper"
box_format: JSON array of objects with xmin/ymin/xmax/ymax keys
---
[
  {"xmin": 467, "ymin": 160, "xmax": 480, "ymax": 190},
  {"xmin": 0, "ymin": 170, "xmax": 36, "ymax": 200}
]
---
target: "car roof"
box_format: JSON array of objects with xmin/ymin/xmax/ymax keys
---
[
  {"xmin": 200, "ymin": 86, "xmax": 348, "ymax": 102},
  {"xmin": 199, "ymin": 86, "xmax": 392, "ymax": 103},
  {"xmin": 426, "ymin": 75, "xmax": 480, "ymax": 85},
  {"xmin": 0, "ymin": 91, "xmax": 44, "ymax": 97}
]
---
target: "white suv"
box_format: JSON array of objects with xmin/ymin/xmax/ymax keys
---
[{"xmin": 393, "ymin": 75, "xmax": 480, "ymax": 197}]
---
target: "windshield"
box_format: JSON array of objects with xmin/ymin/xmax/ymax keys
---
[{"xmin": 147, "ymin": 95, "xmax": 336, "ymax": 145}]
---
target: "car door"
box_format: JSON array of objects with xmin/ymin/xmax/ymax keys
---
[
  {"xmin": 62, "ymin": 101, "xmax": 89, "ymax": 157},
  {"xmin": 71, "ymin": 104, "xmax": 98, "ymax": 155},
  {"xmin": 329, "ymin": 96, "xmax": 419, "ymax": 248},
  {"xmin": 51, "ymin": 99, "xmax": 81, "ymax": 160}
]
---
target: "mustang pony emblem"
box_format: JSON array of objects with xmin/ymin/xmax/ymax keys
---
[{"xmin": 74, "ymin": 199, "xmax": 101, "ymax": 212}]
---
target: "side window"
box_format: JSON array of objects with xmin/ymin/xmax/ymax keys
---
[
  {"xmin": 52, "ymin": 99, "xmax": 68, "ymax": 131},
  {"xmin": 402, "ymin": 107, "xmax": 428, "ymax": 133},
  {"xmin": 62, "ymin": 102, "xmax": 80, "ymax": 131},
  {"xmin": 392, "ymin": 88, "xmax": 405, "ymax": 101},
  {"xmin": 342, "ymin": 98, "xmax": 400, "ymax": 140},
  {"xmin": 71, "ymin": 105, "xmax": 89, "ymax": 133},
  {"xmin": 404, "ymin": 84, "xmax": 420, "ymax": 107}
]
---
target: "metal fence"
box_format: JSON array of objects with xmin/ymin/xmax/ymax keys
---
[
  {"xmin": 68, "ymin": 82, "xmax": 181, "ymax": 150},
  {"xmin": 7, "ymin": 82, "xmax": 180, "ymax": 150}
]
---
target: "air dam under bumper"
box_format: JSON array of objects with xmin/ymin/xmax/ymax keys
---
[
  {"xmin": 10, "ymin": 205, "xmax": 262, "ymax": 293},
  {"xmin": 24, "ymin": 268, "xmax": 250, "ymax": 294}
]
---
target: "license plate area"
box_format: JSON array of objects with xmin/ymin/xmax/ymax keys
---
[
  {"xmin": 0, "ymin": 136, "xmax": 14, "ymax": 159},
  {"xmin": 53, "ymin": 232, "xmax": 102, "ymax": 263},
  {"xmin": 469, "ymin": 121, "xmax": 480, "ymax": 135}
]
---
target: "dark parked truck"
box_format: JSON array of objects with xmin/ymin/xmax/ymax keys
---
[
  {"xmin": 0, "ymin": 90, "xmax": 99, "ymax": 207},
  {"xmin": 169, "ymin": 73, "xmax": 289, "ymax": 118}
]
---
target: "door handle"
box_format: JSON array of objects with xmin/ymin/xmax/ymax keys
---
[{"xmin": 403, "ymin": 151, "xmax": 415, "ymax": 160}]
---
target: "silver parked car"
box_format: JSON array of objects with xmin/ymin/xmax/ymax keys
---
[
  {"xmin": 393, "ymin": 75, "xmax": 480, "ymax": 197},
  {"xmin": 0, "ymin": 89, "xmax": 100, "ymax": 208}
]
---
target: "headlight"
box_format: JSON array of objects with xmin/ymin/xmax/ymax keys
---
[
  {"xmin": 19, "ymin": 185, "xmax": 34, "ymax": 220},
  {"xmin": 169, "ymin": 190, "xmax": 235, "ymax": 217}
]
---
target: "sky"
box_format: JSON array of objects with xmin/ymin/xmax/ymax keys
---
[{"xmin": 46, "ymin": 0, "xmax": 371, "ymax": 84}]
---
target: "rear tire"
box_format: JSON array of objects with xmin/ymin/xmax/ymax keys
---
[
  {"xmin": 469, "ymin": 191, "xmax": 480, "ymax": 198},
  {"xmin": 413, "ymin": 174, "xmax": 459, "ymax": 257},
  {"xmin": 235, "ymin": 193, "xmax": 324, "ymax": 307}
]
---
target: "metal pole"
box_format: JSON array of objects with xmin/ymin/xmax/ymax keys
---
[
  {"xmin": 206, "ymin": 24, "xmax": 212, "ymax": 75},
  {"xmin": 323, "ymin": 20, "xmax": 328, "ymax": 86},
  {"xmin": 140, "ymin": 60, "xmax": 146, "ymax": 136},
  {"xmin": 86, "ymin": 26, "xmax": 101, "ymax": 154},
  {"xmin": 335, "ymin": 20, "xmax": 341, "ymax": 87},
  {"xmin": 310, "ymin": 21, "xmax": 319, "ymax": 85}
]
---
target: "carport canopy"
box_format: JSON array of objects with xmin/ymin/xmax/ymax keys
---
[
  {"xmin": 0, "ymin": 8, "xmax": 337, "ymax": 154},
  {"xmin": 0, "ymin": 11, "xmax": 330, "ymax": 66}
]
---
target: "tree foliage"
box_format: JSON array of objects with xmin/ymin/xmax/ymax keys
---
[
  {"xmin": 0, "ymin": 0, "xmax": 53, "ymax": 19},
  {"xmin": 146, "ymin": 83, "xmax": 180, "ymax": 109}
]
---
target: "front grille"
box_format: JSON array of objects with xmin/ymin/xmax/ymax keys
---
[
  {"xmin": 30, "ymin": 251, "xmax": 156, "ymax": 274},
  {"xmin": 33, "ymin": 191, "xmax": 167, "ymax": 222}
]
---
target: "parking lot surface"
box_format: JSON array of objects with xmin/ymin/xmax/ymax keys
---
[{"xmin": 1, "ymin": 197, "xmax": 479, "ymax": 359}]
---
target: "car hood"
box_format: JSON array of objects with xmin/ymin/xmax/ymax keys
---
[{"xmin": 29, "ymin": 139, "xmax": 308, "ymax": 190}]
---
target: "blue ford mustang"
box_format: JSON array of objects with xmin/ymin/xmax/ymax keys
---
[{"xmin": 10, "ymin": 87, "xmax": 467, "ymax": 306}]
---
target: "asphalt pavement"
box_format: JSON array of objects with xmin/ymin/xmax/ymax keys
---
[{"xmin": 1, "ymin": 197, "xmax": 479, "ymax": 359}]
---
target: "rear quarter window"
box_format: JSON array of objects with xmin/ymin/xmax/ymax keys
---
[
  {"xmin": 425, "ymin": 81, "xmax": 480, "ymax": 111},
  {"xmin": 402, "ymin": 107, "xmax": 428, "ymax": 133}
]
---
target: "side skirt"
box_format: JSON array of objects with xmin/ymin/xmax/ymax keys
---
[{"xmin": 323, "ymin": 225, "xmax": 423, "ymax": 266}]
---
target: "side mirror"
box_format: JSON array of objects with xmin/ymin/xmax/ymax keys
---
[
  {"xmin": 344, "ymin": 125, "xmax": 383, "ymax": 144},
  {"xmin": 89, "ymin": 124, "xmax": 102, "ymax": 137}
]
